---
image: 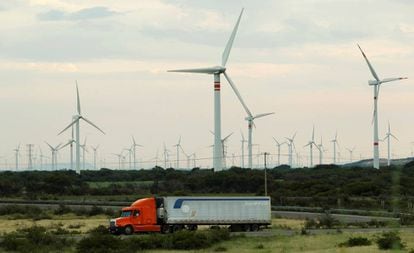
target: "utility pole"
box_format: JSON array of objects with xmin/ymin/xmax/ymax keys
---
[
  {"xmin": 27, "ymin": 144, "xmax": 34, "ymax": 170},
  {"xmin": 263, "ymin": 152, "xmax": 269, "ymax": 196}
]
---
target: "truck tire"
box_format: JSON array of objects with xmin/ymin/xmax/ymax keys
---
[
  {"xmin": 187, "ymin": 225, "xmax": 198, "ymax": 231},
  {"xmin": 171, "ymin": 224, "xmax": 183, "ymax": 233},
  {"xmin": 243, "ymin": 225, "xmax": 250, "ymax": 232},
  {"xmin": 124, "ymin": 225, "xmax": 134, "ymax": 235},
  {"xmin": 161, "ymin": 225, "xmax": 170, "ymax": 234},
  {"xmin": 250, "ymin": 224, "xmax": 259, "ymax": 231}
]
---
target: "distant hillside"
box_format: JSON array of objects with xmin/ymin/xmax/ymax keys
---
[{"xmin": 343, "ymin": 157, "xmax": 414, "ymax": 168}]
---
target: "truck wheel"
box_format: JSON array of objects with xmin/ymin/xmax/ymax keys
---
[
  {"xmin": 161, "ymin": 225, "xmax": 170, "ymax": 234},
  {"xmin": 250, "ymin": 224, "xmax": 259, "ymax": 231},
  {"xmin": 124, "ymin": 225, "xmax": 134, "ymax": 235},
  {"xmin": 187, "ymin": 225, "xmax": 198, "ymax": 231},
  {"xmin": 171, "ymin": 224, "xmax": 183, "ymax": 233},
  {"xmin": 243, "ymin": 225, "xmax": 250, "ymax": 232}
]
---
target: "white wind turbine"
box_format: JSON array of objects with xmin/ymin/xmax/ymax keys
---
[
  {"xmin": 80, "ymin": 138, "xmax": 88, "ymax": 170},
  {"xmin": 331, "ymin": 132, "xmax": 340, "ymax": 164},
  {"xmin": 272, "ymin": 138, "xmax": 285, "ymax": 166},
  {"xmin": 357, "ymin": 44, "xmax": 407, "ymax": 169},
  {"xmin": 58, "ymin": 140, "xmax": 74, "ymax": 169},
  {"xmin": 113, "ymin": 152, "xmax": 123, "ymax": 170},
  {"xmin": 169, "ymin": 9, "xmax": 244, "ymax": 171},
  {"xmin": 163, "ymin": 143, "xmax": 170, "ymax": 169},
  {"xmin": 173, "ymin": 136, "xmax": 182, "ymax": 169},
  {"xmin": 124, "ymin": 147, "xmax": 132, "ymax": 169},
  {"xmin": 13, "ymin": 144, "xmax": 20, "ymax": 171},
  {"xmin": 304, "ymin": 126, "xmax": 319, "ymax": 168},
  {"xmin": 285, "ymin": 132, "xmax": 297, "ymax": 168},
  {"xmin": 91, "ymin": 145, "xmax": 100, "ymax": 170},
  {"xmin": 346, "ymin": 147, "xmax": 356, "ymax": 163},
  {"xmin": 317, "ymin": 137, "xmax": 326, "ymax": 165},
  {"xmin": 58, "ymin": 82, "xmax": 105, "ymax": 174},
  {"xmin": 131, "ymin": 136, "xmax": 143, "ymax": 170},
  {"xmin": 383, "ymin": 122, "xmax": 398, "ymax": 166},
  {"xmin": 45, "ymin": 142, "xmax": 61, "ymax": 170},
  {"xmin": 240, "ymin": 132, "xmax": 247, "ymax": 168}
]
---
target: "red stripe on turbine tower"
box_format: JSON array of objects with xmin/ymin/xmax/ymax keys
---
[
  {"xmin": 374, "ymin": 142, "xmax": 379, "ymax": 146},
  {"xmin": 214, "ymin": 83, "xmax": 220, "ymax": 91}
]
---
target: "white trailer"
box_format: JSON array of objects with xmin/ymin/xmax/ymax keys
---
[{"xmin": 161, "ymin": 196, "xmax": 271, "ymax": 231}]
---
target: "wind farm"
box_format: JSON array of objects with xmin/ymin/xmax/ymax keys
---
[{"xmin": 0, "ymin": 1, "xmax": 414, "ymax": 252}]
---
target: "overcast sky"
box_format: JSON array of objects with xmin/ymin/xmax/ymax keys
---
[{"xmin": 0, "ymin": 0, "xmax": 413, "ymax": 169}]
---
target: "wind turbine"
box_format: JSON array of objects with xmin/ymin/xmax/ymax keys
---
[
  {"xmin": 113, "ymin": 152, "xmax": 123, "ymax": 170},
  {"xmin": 58, "ymin": 82, "xmax": 105, "ymax": 174},
  {"xmin": 304, "ymin": 126, "xmax": 319, "ymax": 168},
  {"xmin": 173, "ymin": 136, "xmax": 182, "ymax": 169},
  {"xmin": 383, "ymin": 122, "xmax": 398, "ymax": 166},
  {"xmin": 131, "ymin": 136, "xmax": 143, "ymax": 170},
  {"xmin": 272, "ymin": 138, "xmax": 285, "ymax": 166},
  {"xmin": 221, "ymin": 132, "xmax": 233, "ymax": 169},
  {"xmin": 285, "ymin": 132, "xmax": 297, "ymax": 168},
  {"xmin": 168, "ymin": 9, "xmax": 244, "ymax": 171},
  {"xmin": 124, "ymin": 147, "xmax": 132, "ymax": 169},
  {"xmin": 346, "ymin": 147, "xmax": 356, "ymax": 163},
  {"xmin": 240, "ymin": 131, "xmax": 247, "ymax": 168},
  {"xmin": 79, "ymin": 138, "xmax": 88, "ymax": 170},
  {"xmin": 331, "ymin": 132, "xmax": 339, "ymax": 164},
  {"xmin": 45, "ymin": 142, "xmax": 61, "ymax": 170},
  {"xmin": 163, "ymin": 142, "xmax": 170, "ymax": 169},
  {"xmin": 357, "ymin": 44, "xmax": 407, "ymax": 169},
  {"xmin": 58, "ymin": 140, "xmax": 74, "ymax": 169},
  {"xmin": 317, "ymin": 137, "xmax": 326, "ymax": 165},
  {"xmin": 13, "ymin": 144, "xmax": 20, "ymax": 171},
  {"xmin": 91, "ymin": 145, "xmax": 100, "ymax": 170}
]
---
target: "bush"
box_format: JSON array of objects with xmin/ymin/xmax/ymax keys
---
[
  {"xmin": 1, "ymin": 225, "xmax": 72, "ymax": 252},
  {"xmin": 339, "ymin": 236, "xmax": 371, "ymax": 247},
  {"xmin": 77, "ymin": 232, "xmax": 121, "ymax": 253},
  {"xmin": 375, "ymin": 231, "xmax": 405, "ymax": 250},
  {"xmin": 214, "ymin": 246, "xmax": 228, "ymax": 251}
]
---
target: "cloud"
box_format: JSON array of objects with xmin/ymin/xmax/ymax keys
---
[{"xmin": 38, "ymin": 6, "xmax": 117, "ymax": 21}]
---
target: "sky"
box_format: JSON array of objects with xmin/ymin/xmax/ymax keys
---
[{"xmin": 0, "ymin": 0, "xmax": 413, "ymax": 169}]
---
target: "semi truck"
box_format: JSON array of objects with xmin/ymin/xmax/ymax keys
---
[{"xmin": 109, "ymin": 196, "xmax": 271, "ymax": 235}]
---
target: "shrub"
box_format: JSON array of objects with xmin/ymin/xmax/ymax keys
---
[
  {"xmin": 339, "ymin": 236, "xmax": 371, "ymax": 247},
  {"xmin": 214, "ymin": 246, "xmax": 228, "ymax": 251},
  {"xmin": 77, "ymin": 232, "xmax": 122, "ymax": 253},
  {"xmin": 375, "ymin": 231, "xmax": 405, "ymax": 250},
  {"xmin": 1, "ymin": 225, "xmax": 72, "ymax": 252},
  {"xmin": 255, "ymin": 244, "xmax": 265, "ymax": 249}
]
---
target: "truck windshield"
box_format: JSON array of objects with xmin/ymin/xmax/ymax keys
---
[{"xmin": 120, "ymin": 211, "xmax": 132, "ymax": 217}]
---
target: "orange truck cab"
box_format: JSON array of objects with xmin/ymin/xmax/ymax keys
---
[{"xmin": 109, "ymin": 197, "xmax": 163, "ymax": 235}]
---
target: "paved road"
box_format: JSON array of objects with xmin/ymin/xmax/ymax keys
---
[{"xmin": 272, "ymin": 211, "xmax": 399, "ymax": 223}]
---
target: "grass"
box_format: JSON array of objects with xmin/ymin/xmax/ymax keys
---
[
  {"xmin": 0, "ymin": 214, "xmax": 108, "ymax": 234},
  {"xmin": 149, "ymin": 231, "xmax": 414, "ymax": 253},
  {"xmin": 272, "ymin": 218, "xmax": 306, "ymax": 230}
]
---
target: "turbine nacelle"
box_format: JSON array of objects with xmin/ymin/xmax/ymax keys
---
[
  {"xmin": 168, "ymin": 66, "xmax": 226, "ymax": 75},
  {"xmin": 368, "ymin": 80, "xmax": 379, "ymax": 86}
]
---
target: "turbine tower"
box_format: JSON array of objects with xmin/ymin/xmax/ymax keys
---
[
  {"xmin": 346, "ymin": 147, "xmax": 356, "ymax": 163},
  {"xmin": 304, "ymin": 126, "xmax": 319, "ymax": 168},
  {"xmin": 45, "ymin": 142, "xmax": 61, "ymax": 170},
  {"xmin": 169, "ymin": 9, "xmax": 244, "ymax": 171},
  {"xmin": 80, "ymin": 138, "xmax": 88, "ymax": 170},
  {"xmin": 131, "ymin": 136, "xmax": 143, "ymax": 170},
  {"xmin": 331, "ymin": 132, "xmax": 339, "ymax": 164},
  {"xmin": 317, "ymin": 137, "xmax": 326, "ymax": 165},
  {"xmin": 13, "ymin": 144, "xmax": 20, "ymax": 171},
  {"xmin": 91, "ymin": 145, "xmax": 100, "ymax": 170},
  {"xmin": 383, "ymin": 122, "xmax": 398, "ymax": 166},
  {"xmin": 272, "ymin": 138, "xmax": 285, "ymax": 166},
  {"xmin": 58, "ymin": 82, "xmax": 105, "ymax": 174},
  {"xmin": 357, "ymin": 44, "xmax": 407, "ymax": 169},
  {"xmin": 173, "ymin": 136, "xmax": 182, "ymax": 169},
  {"xmin": 240, "ymin": 132, "xmax": 247, "ymax": 168},
  {"xmin": 285, "ymin": 132, "xmax": 297, "ymax": 168}
]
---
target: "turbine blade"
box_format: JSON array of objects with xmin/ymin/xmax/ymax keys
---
[
  {"xmin": 45, "ymin": 141, "xmax": 53, "ymax": 150},
  {"xmin": 381, "ymin": 77, "xmax": 408, "ymax": 84},
  {"xmin": 222, "ymin": 8, "xmax": 244, "ymax": 67},
  {"xmin": 223, "ymin": 132, "xmax": 233, "ymax": 141},
  {"xmin": 223, "ymin": 72, "xmax": 252, "ymax": 117},
  {"xmin": 132, "ymin": 135, "xmax": 136, "ymax": 145},
  {"xmin": 390, "ymin": 133, "xmax": 399, "ymax": 141},
  {"xmin": 253, "ymin": 112, "xmax": 275, "ymax": 120},
  {"xmin": 81, "ymin": 117, "xmax": 105, "ymax": 134},
  {"xmin": 58, "ymin": 117, "xmax": 79, "ymax": 135},
  {"xmin": 76, "ymin": 80, "xmax": 81, "ymax": 115},
  {"xmin": 357, "ymin": 44, "xmax": 380, "ymax": 81},
  {"xmin": 58, "ymin": 141, "xmax": 71, "ymax": 150},
  {"xmin": 168, "ymin": 67, "xmax": 222, "ymax": 74}
]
